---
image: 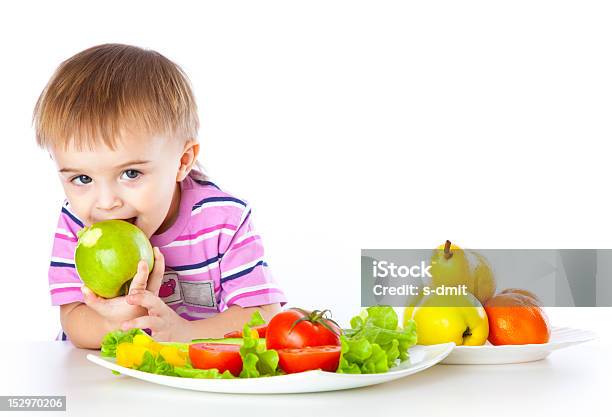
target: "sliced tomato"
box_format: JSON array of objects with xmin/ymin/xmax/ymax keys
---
[
  {"xmin": 223, "ymin": 325, "xmax": 268, "ymax": 339},
  {"xmin": 188, "ymin": 343, "xmax": 243, "ymax": 376},
  {"xmin": 277, "ymin": 345, "xmax": 341, "ymax": 374}
]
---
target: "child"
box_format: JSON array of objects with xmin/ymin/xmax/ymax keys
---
[{"xmin": 33, "ymin": 44, "xmax": 287, "ymax": 349}]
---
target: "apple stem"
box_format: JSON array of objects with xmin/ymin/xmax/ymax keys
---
[{"xmin": 444, "ymin": 240, "xmax": 453, "ymax": 260}]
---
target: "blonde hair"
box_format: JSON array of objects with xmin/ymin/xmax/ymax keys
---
[{"xmin": 33, "ymin": 43, "xmax": 209, "ymax": 179}]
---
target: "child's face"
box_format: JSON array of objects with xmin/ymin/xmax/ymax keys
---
[{"xmin": 50, "ymin": 131, "xmax": 197, "ymax": 238}]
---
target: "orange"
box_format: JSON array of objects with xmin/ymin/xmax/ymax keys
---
[
  {"xmin": 484, "ymin": 290, "xmax": 551, "ymax": 345},
  {"xmin": 498, "ymin": 288, "xmax": 542, "ymax": 306}
]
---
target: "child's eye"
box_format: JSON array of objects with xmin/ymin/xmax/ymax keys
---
[
  {"xmin": 121, "ymin": 169, "xmax": 142, "ymax": 180},
  {"xmin": 71, "ymin": 175, "xmax": 92, "ymax": 185}
]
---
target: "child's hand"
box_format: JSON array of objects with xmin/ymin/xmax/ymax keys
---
[
  {"xmin": 122, "ymin": 287, "xmax": 190, "ymax": 342},
  {"xmin": 81, "ymin": 247, "xmax": 166, "ymax": 331}
]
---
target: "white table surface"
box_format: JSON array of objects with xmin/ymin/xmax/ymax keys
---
[{"xmin": 0, "ymin": 340, "xmax": 609, "ymax": 417}]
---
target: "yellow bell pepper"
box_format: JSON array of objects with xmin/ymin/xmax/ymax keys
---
[
  {"xmin": 159, "ymin": 346, "xmax": 188, "ymax": 367},
  {"xmin": 116, "ymin": 342, "xmax": 133, "ymax": 368},
  {"xmin": 132, "ymin": 334, "xmax": 153, "ymax": 347},
  {"xmin": 116, "ymin": 342, "xmax": 153, "ymax": 368},
  {"xmin": 131, "ymin": 344, "xmax": 153, "ymax": 367},
  {"xmin": 132, "ymin": 333, "xmax": 165, "ymax": 354},
  {"xmin": 148, "ymin": 341, "xmax": 164, "ymax": 354},
  {"xmin": 116, "ymin": 333, "xmax": 189, "ymax": 369}
]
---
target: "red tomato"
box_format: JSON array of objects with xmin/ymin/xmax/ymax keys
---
[
  {"xmin": 266, "ymin": 309, "xmax": 341, "ymax": 350},
  {"xmin": 188, "ymin": 343, "xmax": 243, "ymax": 376},
  {"xmin": 278, "ymin": 345, "xmax": 341, "ymax": 373},
  {"xmin": 223, "ymin": 325, "xmax": 268, "ymax": 339}
]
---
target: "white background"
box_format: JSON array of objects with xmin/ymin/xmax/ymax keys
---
[{"xmin": 0, "ymin": 0, "xmax": 610, "ymax": 344}]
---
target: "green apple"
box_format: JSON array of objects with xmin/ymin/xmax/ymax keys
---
[
  {"xmin": 412, "ymin": 293, "xmax": 489, "ymax": 346},
  {"xmin": 75, "ymin": 220, "xmax": 154, "ymax": 298}
]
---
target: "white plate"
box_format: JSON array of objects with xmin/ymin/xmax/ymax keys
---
[
  {"xmin": 441, "ymin": 327, "xmax": 596, "ymax": 365},
  {"xmin": 86, "ymin": 342, "xmax": 454, "ymax": 394}
]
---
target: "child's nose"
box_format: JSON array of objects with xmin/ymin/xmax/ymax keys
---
[{"xmin": 95, "ymin": 186, "xmax": 122, "ymax": 211}]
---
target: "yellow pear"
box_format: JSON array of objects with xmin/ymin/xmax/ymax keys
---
[
  {"xmin": 465, "ymin": 249, "xmax": 496, "ymax": 305},
  {"xmin": 429, "ymin": 240, "xmax": 496, "ymax": 305},
  {"xmin": 430, "ymin": 240, "xmax": 470, "ymax": 289}
]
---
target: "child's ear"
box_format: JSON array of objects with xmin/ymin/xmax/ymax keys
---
[{"xmin": 176, "ymin": 140, "xmax": 200, "ymax": 181}]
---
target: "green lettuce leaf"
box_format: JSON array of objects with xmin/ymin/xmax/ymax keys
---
[
  {"xmin": 337, "ymin": 306, "xmax": 417, "ymax": 374},
  {"xmin": 174, "ymin": 363, "xmax": 235, "ymax": 379},
  {"xmin": 100, "ymin": 328, "xmax": 146, "ymax": 358},
  {"xmin": 238, "ymin": 311, "xmax": 279, "ymax": 378},
  {"xmin": 246, "ymin": 310, "xmax": 266, "ymax": 327},
  {"xmin": 136, "ymin": 351, "xmax": 177, "ymax": 376}
]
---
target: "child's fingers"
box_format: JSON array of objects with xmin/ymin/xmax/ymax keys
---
[
  {"xmin": 126, "ymin": 290, "xmax": 164, "ymax": 316},
  {"xmin": 121, "ymin": 315, "xmax": 162, "ymax": 332},
  {"xmin": 146, "ymin": 247, "xmax": 165, "ymax": 295},
  {"xmin": 82, "ymin": 286, "xmax": 100, "ymax": 303},
  {"xmin": 81, "ymin": 286, "xmax": 108, "ymax": 314},
  {"xmin": 128, "ymin": 260, "xmax": 150, "ymax": 294}
]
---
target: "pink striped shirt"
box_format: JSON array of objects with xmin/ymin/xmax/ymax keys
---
[{"xmin": 48, "ymin": 173, "xmax": 287, "ymax": 321}]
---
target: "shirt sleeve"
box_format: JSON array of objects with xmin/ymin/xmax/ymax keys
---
[
  {"xmin": 217, "ymin": 204, "xmax": 287, "ymax": 311},
  {"xmin": 48, "ymin": 201, "xmax": 85, "ymax": 306}
]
